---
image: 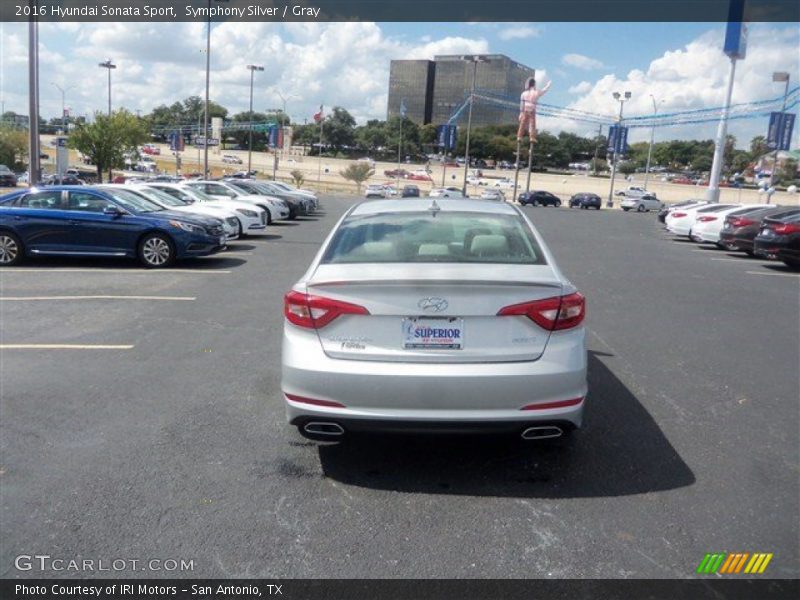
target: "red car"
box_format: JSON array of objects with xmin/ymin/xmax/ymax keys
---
[
  {"xmin": 141, "ymin": 144, "xmax": 161, "ymax": 156},
  {"xmin": 384, "ymin": 168, "xmax": 410, "ymax": 178},
  {"xmin": 408, "ymin": 173, "xmax": 433, "ymax": 181}
]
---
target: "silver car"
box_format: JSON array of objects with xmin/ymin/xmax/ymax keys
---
[{"xmin": 281, "ymin": 199, "xmax": 588, "ymax": 441}]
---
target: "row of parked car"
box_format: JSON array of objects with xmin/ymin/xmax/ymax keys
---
[
  {"xmin": 0, "ymin": 177, "xmax": 319, "ymax": 268},
  {"xmin": 660, "ymin": 199, "xmax": 800, "ymax": 269}
]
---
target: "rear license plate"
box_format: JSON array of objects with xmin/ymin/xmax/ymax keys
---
[{"xmin": 403, "ymin": 317, "xmax": 464, "ymax": 349}]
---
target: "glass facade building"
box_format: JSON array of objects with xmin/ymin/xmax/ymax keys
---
[{"xmin": 388, "ymin": 54, "xmax": 535, "ymax": 128}]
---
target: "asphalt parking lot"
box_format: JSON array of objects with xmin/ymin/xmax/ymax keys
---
[{"xmin": 1, "ymin": 197, "xmax": 798, "ymax": 579}]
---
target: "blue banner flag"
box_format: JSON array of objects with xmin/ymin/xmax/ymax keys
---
[{"xmin": 767, "ymin": 112, "xmax": 795, "ymax": 152}]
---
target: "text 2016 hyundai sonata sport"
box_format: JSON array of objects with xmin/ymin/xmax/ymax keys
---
[{"xmin": 281, "ymin": 198, "xmax": 587, "ymax": 441}]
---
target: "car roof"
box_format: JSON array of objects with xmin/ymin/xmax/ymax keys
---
[{"xmin": 349, "ymin": 198, "xmax": 519, "ymax": 216}]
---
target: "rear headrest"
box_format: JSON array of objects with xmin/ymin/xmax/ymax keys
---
[
  {"xmin": 351, "ymin": 241, "xmax": 396, "ymax": 260},
  {"xmin": 470, "ymin": 234, "xmax": 509, "ymax": 257},
  {"xmin": 417, "ymin": 243, "xmax": 450, "ymax": 257}
]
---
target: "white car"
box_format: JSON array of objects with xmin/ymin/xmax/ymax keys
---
[
  {"xmin": 222, "ymin": 154, "xmax": 243, "ymax": 164},
  {"xmin": 183, "ymin": 180, "xmax": 289, "ymax": 224},
  {"xmin": 621, "ymin": 195, "xmax": 662, "ymax": 212},
  {"xmin": 429, "ymin": 187, "xmax": 466, "ymax": 198},
  {"xmin": 616, "ymin": 186, "xmax": 653, "ymax": 198},
  {"xmin": 365, "ymin": 184, "xmax": 386, "ymax": 199},
  {"xmin": 666, "ymin": 203, "xmax": 738, "ymax": 236},
  {"xmin": 99, "ymin": 184, "xmax": 241, "ymax": 241},
  {"xmin": 689, "ymin": 205, "xmax": 763, "ymax": 244},
  {"xmin": 493, "ymin": 178, "xmax": 515, "ymax": 189},
  {"xmin": 480, "ymin": 189, "xmax": 506, "ymax": 201},
  {"xmin": 139, "ymin": 182, "xmax": 267, "ymax": 236}
]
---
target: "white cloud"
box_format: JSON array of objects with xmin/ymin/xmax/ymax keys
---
[
  {"xmin": 568, "ymin": 81, "xmax": 592, "ymax": 94},
  {"xmin": 562, "ymin": 53, "xmax": 605, "ymax": 70},
  {"xmin": 498, "ymin": 25, "xmax": 541, "ymax": 41},
  {"xmin": 565, "ymin": 25, "xmax": 800, "ymax": 145},
  {"xmin": 0, "ymin": 22, "xmax": 488, "ymax": 125}
]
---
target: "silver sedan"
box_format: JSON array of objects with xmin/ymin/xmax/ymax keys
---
[{"xmin": 281, "ymin": 198, "xmax": 587, "ymax": 441}]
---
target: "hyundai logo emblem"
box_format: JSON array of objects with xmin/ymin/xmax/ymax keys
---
[{"xmin": 418, "ymin": 297, "xmax": 448, "ymax": 312}]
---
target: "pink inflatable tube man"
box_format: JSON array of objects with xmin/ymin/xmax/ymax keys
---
[{"xmin": 517, "ymin": 77, "xmax": 551, "ymax": 142}]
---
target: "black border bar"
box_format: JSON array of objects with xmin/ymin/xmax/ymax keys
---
[
  {"xmin": 2, "ymin": 579, "xmax": 800, "ymax": 600},
  {"xmin": 1, "ymin": 0, "xmax": 798, "ymax": 22}
]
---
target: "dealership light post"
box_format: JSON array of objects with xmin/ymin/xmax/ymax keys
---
[
  {"xmin": 767, "ymin": 71, "xmax": 790, "ymax": 197},
  {"xmin": 643, "ymin": 94, "xmax": 663, "ymax": 190},
  {"xmin": 203, "ymin": 0, "xmax": 230, "ymax": 179},
  {"xmin": 27, "ymin": 16, "xmax": 40, "ymax": 186},
  {"xmin": 460, "ymin": 55, "xmax": 489, "ymax": 196},
  {"xmin": 98, "ymin": 60, "xmax": 116, "ymax": 116},
  {"xmin": 246, "ymin": 64, "xmax": 264, "ymax": 174},
  {"xmin": 607, "ymin": 91, "xmax": 630, "ymax": 208},
  {"xmin": 276, "ymin": 91, "xmax": 297, "ymax": 156}
]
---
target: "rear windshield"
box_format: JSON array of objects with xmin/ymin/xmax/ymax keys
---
[{"xmin": 321, "ymin": 211, "xmax": 547, "ymax": 265}]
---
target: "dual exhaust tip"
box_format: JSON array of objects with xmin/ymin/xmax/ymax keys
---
[{"xmin": 303, "ymin": 422, "xmax": 563, "ymax": 440}]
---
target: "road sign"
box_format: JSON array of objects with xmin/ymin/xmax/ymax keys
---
[
  {"xmin": 767, "ymin": 112, "xmax": 795, "ymax": 152},
  {"xmin": 194, "ymin": 136, "xmax": 219, "ymax": 147}
]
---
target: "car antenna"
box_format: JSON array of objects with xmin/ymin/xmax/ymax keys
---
[{"xmin": 428, "ymin": 198, "xmax": 440, "ymax": 217}]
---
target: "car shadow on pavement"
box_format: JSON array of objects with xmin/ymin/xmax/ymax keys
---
[
  {"xmin": 315, "ymin": 351, "xmax": 695, "ymax": 498},
  {"xmin": 8, "ymin": 255, "xmax": 247, "ymax": 270}
]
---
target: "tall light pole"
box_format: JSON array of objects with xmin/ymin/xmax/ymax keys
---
[
  {"xmin": 202, "ymin": 1, "xmax": 230, "ymax": 179},
  {"xmin": 52, "ymin": 83, "xmax": 74, "ymax": 134},
  {"xmin": 705, "ymin": 55, "xmax": 737, "ymax": 203},
  {"xmin": 28, "ymin": 16, "xmax": 41, "ymax": 186},
  {"xmin": 767, "ymin": 71, "xmax": 790, "ymax": 199},
  {"xmin": 98, "ymin": 60, "xmax": 116, "ymax": 115},
  {"xmin": 246, "ymin": 64, "xmax": 264, "ymax": 174},
  {"xmin": 607, "ymin": 91, "xmax": 631, "ymax": 208},
  {"xmin": 276, "ymin": 91, "xmax": 297, "ymax": 155},
  {"xmin": 460, "ymin": 55, "xmax": 489, "ymax": 196},
  {"xmin": 643, "ymin": 94, "xmax": 663, "ymax": 190}
]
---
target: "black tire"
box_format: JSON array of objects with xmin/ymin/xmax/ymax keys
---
[
  {"xmin": 637, "ymin": 204, "xmax": 646, "ymax": 212},
  {"xmin": 555, "ymin": 200, "xmax": 561, "ymax": 207},
  {"xmin": 532, "ymin": 200, "xmax": 539, "ymax": 206},
  {"xmin": 236, "ymin": 218, "xmax": 248, "ymax": 238},
  {"xmin": 259, "ymin": 206, "xmax": 272, "ymax": 225},
  {"xmin": 0, "ymin": 231, "xmax": 23, "ymax": 266},
  {"xmin": 137, "ymin": 232, "xmax": 175, "ymax": 268},
  {"xmin": 622, "ymin": 207, "xmax": 630, "ymax": 212},
  {"xmin": 782, "ymin": 259, "xmax": 800, "ymax": 270}
]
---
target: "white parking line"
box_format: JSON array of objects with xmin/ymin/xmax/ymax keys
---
[
  {"xmin": 0, "ymin": 295, "xmax": 196, "ymax": 301},
  {"xmin": 746, "ymin": 270, "xmax": 800, "ymax": 278},
  {"xmin": 0, "ymin": 269, "xmax": 231, "ymax": 274},
  {"xmin": 0, "ymin": 344, "xmax": 134, "ymax": 350},
  {"xmin": 710, "ymin": 258, "xmax": 774, "ymax": 264}
]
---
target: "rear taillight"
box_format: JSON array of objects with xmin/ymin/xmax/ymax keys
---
[
  {"xmin": 728, "ymin": 217, "xmax": 755, "ymax": 228},
  {"xmin": 773, "ymin": 223, "xmax": 800, "ymax": 235},
  {"xmin": 671, "ymin": 212, "xmax": 687, "ymax": 218},
  {"xmin": 497, "ymin": 292, "xmax": 586, "ymax": 331},
  {"xmin": 697, "ymin": 216, "xmax": 717, "ymax": 222},
  {"xmin": 284, "ymin": 290, "xmax": 369, "ymax": 329}
]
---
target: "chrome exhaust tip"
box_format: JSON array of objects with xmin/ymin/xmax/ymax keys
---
[
  {"xmin": 303, "ymin": 422, "xmax": 345, "ymax": 436},
  {"xmin": 521, "ymin": 426, "xmax": 563, "ymax": 440}
]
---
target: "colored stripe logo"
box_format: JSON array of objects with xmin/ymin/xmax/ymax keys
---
[{"xmin": 697, "ymin": 553, "xmax": 773, "ymax": 574}]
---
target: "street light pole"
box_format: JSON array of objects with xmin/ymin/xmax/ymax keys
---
[
  {"xmin": 276, "ymin": 91, "xmax": 297, "ymax": 156},
  {"xmin": 52, "ymin": 83, "xmax": 74, "ymax": 134},
  {"xmin": 460, "ymin": 55, "xmax": 488, "ymax": 196},
  {"xmin": 767, "ymin": 72, "xmax": 790, "ymax": 200},
  {"xmin": 607, "ymin": 91, "xmax": 630, "ymax": 208},
  {"xmin": 27, "ymin": 15, "xmax": 40, "ymax": 186},
  {"xmin": 246, "ymin": 64, "xmax": 264, "ymax": 174},
  {"xmin": 98, "ymin": 60, "xmax": 116, "ymax": 115},
  {"xmin": 98, "ymin": 59, "xmax": 116, "ymax": 182},
  {"xmin": 644, "ymin": 94, "xmax": 662, "ymax": 190},
  {"xmin": 706, "ymin": 56, "xmax": 737, "ymax": 203}
]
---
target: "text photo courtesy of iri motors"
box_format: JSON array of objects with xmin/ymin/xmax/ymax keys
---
[{"xmin": 0, "ymin": 1, "xmax": 798, "ymax": 599}]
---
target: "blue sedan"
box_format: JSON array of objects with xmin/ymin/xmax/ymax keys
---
[{"xmin": 0, "ymin": 186, "xmax": 227, "ymax": 268}]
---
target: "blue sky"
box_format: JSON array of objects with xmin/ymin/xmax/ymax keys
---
[{"xmin": 1, "ymin": 21, "xmax": 797, "ymax": 147}]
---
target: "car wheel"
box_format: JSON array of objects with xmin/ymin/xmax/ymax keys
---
[
  {"xmin": 259, "ymin": 207, "xmax": 272, "ymax": 225},
  {"xmin": 236, "ymin": 218, "xmax": 248, "ymax": 238},
  {"xmin": 783, "ymin": 259, "xmax": 800, "ymax": 270},
  {"xmin": 637, "ymin": 204, "xmax": 646, "ymax": 212},
  {"xmin": 622, "ymin": 207, "xmax": 630, "ymax": 212},
  {"xmin": 532, "ymin": 200, "xmax": 539, "ymax": 206},
  {"xmin": 138, "ymin": 233, "xmax": 175, "ymax": 268},
  {"xmin": 555, "ymin": 200, "xmax": 561, "ymax": 207},
  {"xmin": 0, "ymin": 231, "xmax": 23, "ymax": 266}
]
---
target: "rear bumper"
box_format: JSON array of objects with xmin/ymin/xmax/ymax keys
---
[{"xmin": 281, "ymin": 324, "xmax": 588, "ymax": 429}]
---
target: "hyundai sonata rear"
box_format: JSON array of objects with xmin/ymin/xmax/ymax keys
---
[{"xmin": 281, "ymin": 199, "xmax": 587, "ymax": 440}]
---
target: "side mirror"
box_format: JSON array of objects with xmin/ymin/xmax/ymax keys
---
[{"xmin": 103, "ymin": 206, "xmax": 122, "ymax": 217}]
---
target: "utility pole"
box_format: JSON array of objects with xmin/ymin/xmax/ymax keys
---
[
  {"xmin": 607, "ymin": 91, "xmax": 631, "ymax": 208},
  {"xmin": 644, "ymin": 95, "xmax": 662, "ymax": 190},
  {"xmin": 52, "ymin": 83, "xmax": 73, "ymax": 134},
  {"xmin": 98, "ymin": 59, "xmax": 116, "ymax": 182},
  {"xmin": 27, "ymin": 13, "xmax": 40, "ymax": 186},
  {"xmin": 706, "ymin": 57, "xmax": 737, "ymax": 203},
  {"xmin": 592, "ymin": 124, "xmax": 603, "ymax": 176},
  {"xmin": 246, "ymin": 64, "xmax": 263, "ymax": 174}
]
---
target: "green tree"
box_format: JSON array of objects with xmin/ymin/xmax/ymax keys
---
[
  {"xmin": 617, "ymin": 161, "xmax": 637, "ymax": 175},
  {"xmin": 356, "ymin": 120, "xmax": 388, "ymax": 156},
  {"xmin": 749, "ymin": 135, "xmax": 769, "ymax": 159},
  {"xmin": 0, "ymin": 124, "xmax": 28, "ymax": 170},
  {"xmin": 777, "ymin": 158, "xmax": 798, "ymax": 185},
  {"xmin": 691, "ymin": 155, "xmax": 713, "ymax": 173},
  {"xmin": 229, "ymin": 111, "xmax": 270, "ymax": 151},
  {"xmin": 323, "ymin": 107, "xmax": 357, "ymax": 152},
  {"xmin": 340, "ymin": 162, "xmax": 374, "ymax": 193},
  {"xmin": 69, "ymin": 110, "xmax": 149, "ymax": 182}
]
